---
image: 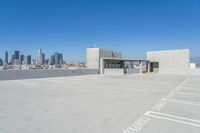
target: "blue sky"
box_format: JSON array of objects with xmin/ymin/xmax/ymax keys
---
[{"xmin": 0, "ymin": 0, "xmax": 200, "ymax": 62}]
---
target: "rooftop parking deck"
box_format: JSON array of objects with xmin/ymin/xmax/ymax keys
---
[{"xmin": 0, "ymin": 74, "xmax": 200, "ymax": 133}]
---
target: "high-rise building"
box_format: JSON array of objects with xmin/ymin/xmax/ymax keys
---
[
  {"xmin": 42, "ymin": 53, "xmax": 45, "ymax": 64},
  {"xmin": 45, "ymin": 59, "xmax": 49, "ymax": 65},
  {"xmin": 19, "ymin": 55, "xmax": 24, "ymax": 64},
  {"xmin": 0, "ymin": 58, "xmax": 3, "ymax": 66},
  {"xmin": 4, "ymin": 51, "xmax": 8, "ymax": 64},
  {"xmin": 14, "ymin": 50, "xmax": 20, "ymax": 60},
  {"xmin": 54, "ymin": 52, "xmax": 63, "ymax": 65},
  {"xmin": 14, "ymin": 59, "xmax": 20, "ymax": 65},
  {"xmin": 27, "ymin": 55, "xmax": 31, "ymax": 65},
  {"xmin": 50, "ymin": 55, "xmax": 55, "ymax": 65},
  {"xmin": 37, "ymin": 49, "xmax": 45, "ymax": 65},
  {"xmin": 23, "ymin": 55, "xmax": 31, "ymax": 65},
  {"xmin": 11, "ymin": 54, "xmax": 15, "ymax": 65},
  {"xmin": 54, "ymin": 53, "xmax": 60, "ymax": 65},
  {"xmin": 60, "ymin": 54, "xmax": 63, "ymax": 64}
]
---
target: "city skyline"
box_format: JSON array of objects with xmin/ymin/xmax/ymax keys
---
[
  {"xmin": 0, "ymin": 49, "xmax": 66, "ymax": 65},
  {"xmin": 0, "ymin": 0, "xmax": 200, "ymax": 61}
]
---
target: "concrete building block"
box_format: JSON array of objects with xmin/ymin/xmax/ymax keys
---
[
  {"xmin": 147, "ymin": 49, "xmax": 190, "ymax": 74},
  {"xmin": 86, "ymin": 48, "xmax": 122, "ymax": 70}
]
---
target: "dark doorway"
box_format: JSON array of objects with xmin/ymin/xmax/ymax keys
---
[{"xmin": 150, "ymin": 62, "xmax": 159, "ymax": 72}]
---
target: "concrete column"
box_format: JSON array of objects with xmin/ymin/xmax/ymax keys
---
[
  {"xmin": 147, "ymin": 61, "xmax": 151, "ymax": 73},
  {"xmin": 139, "ymin": 61, "xmax": 143, "ymax": 73},
  {"xmin": 100, "ymin": 58, "xmax": 104, "ymax": 74}
]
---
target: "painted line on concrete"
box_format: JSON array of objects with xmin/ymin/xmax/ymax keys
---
[
  {"xmin": 123, "ymin": 116, "xmax": 151, "ymax": 133},
  {"xmin": 145, "ymin": 111, "xmax": 200, "ymax": 127},
  {"xmin": 123, "ymin": 79, "xmax": 190, "ymax": 133},
  {"xmin": 152, "ymin": 79, "xmax": 189, "ymax": 112},
  {"xmin": 162, "ymin": 98, "xmax": 200, "ymax": 107}
]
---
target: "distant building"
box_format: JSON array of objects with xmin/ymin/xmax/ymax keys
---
[
  {"xmin": 190, "ymin": 63, "xmax": 196, "ymax": 69},
  {"xmin": 11, "ymin": 54, "xmax": 15, "ymax": 65},
  {"xmin": 4, "ymin": 51, "xmax": 8, "ymax": 64},
  {"xmin": 19, "ymin": 55, "xmax": 24, "ymax": 64},
  {"xmin": 32, "ymin": 59, "xmax": 37, "ymax": 65},
  {"xmin": 45, "ymin": 59, "xmax": 49, "ymax": 64},
  {"xmin": 50, "ymin": 55, "xmax": 55, "ymax": 65},
  {"xmin": 0, "ymin": 58, "xmax": 3, "ymax": 66},
  {"xmin": 60, "ymin": 54, "xmax": 63, "ymax": 64},
  {"xmin": 14, "ymin": 59, "xmax": 20, "ymax": 65},
  {"xmin": 37, "ymin": 49, "xmax": 44, "ymax": 65},
  {"xmin": 14, "ymin": 50, "xmax": 20, "ymax": 60},
  {"xmin": 54, "ymin": 53, "xmax": 63, "ymax": 65},
  {"xmin": 27, "ymin": 55, "xmax": 31, "ymax": 65},
  {"xmin": 23, "ymin": 55, "xmax": 31, "ymax": 65},
  {"xmin": 42, "ymin": 53, "xmax": 45, "ymax": 64}
]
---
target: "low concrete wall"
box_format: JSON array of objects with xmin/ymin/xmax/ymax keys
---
[
  {"xmin": 153, "ymin": 68, "xmax": 200, "ymax": 75},
  {"xmin": 126, "ymin": 69, "xmax": 140, "ymax": 74},
  {"xmin": 186, "ymin": 68, "xmax": 200, "ymax": 75},
  {"xmin": 0, "ymin": 69, "xmax": 99, "ymax": 80},
  {"xmin": 104, "ymin": 69, "xmax": 124, "ymax": 76}
]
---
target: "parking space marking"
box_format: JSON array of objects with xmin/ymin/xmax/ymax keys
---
[
  {"xmin": 152, "ymin": 79, "xmax": 189, "ymax": 112},
  {"xmin": 145, "ymin": 111, "xmax": 200, "ymax": 127},
  {"xmin": 123, "ymin": 79, "xmax": 190, "ymax": 133},
  {"xmin": 162, "ymin": 98, "xmax": 200, "ymax": 107}
]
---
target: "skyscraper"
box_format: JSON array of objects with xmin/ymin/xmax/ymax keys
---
[
  {"xmin": 0, "ymin": 58, "xmax": 3, "ymax": 66},
  {"xmin": 24, "ymin": 55, "xmax": 31, "ymax": 65},
  {"xmin": 37, "ymin": 49, "xmax": 45, "ymax": 65},
  {"xmin": 19, "ymin": 55, "xmax": 24, "ymax": 64},
  {"xmin": 54, "ymin": 53, "xmax": 59, "ymax": 65},
  {"xmin": 4, "ymin": 51, "xmax": 8, "ymax": 64},
  {"xmin": 54, "ymin": 52, "xmax": 63, "ymax": 65},
  {"xmin": 42, "ymin": 53, "xmax": 45, "ymax": 64},
  {"xmin": 60, "ymin": 53, "xmax": 63, "ymax": 64},
  {"xmin": 14, "ymin": 50, "xmax": 20, "ymax": 60},
  {"xmin": 27, "ymin": 55, "xmax": 31, "ymax": 65},
  {"xmin": 50, "ymin": 55, "xmax": 55, "ymax": 65},
  {"xmin": 11, "ymin": 54, "xmax": 15, "ymax": 65}
]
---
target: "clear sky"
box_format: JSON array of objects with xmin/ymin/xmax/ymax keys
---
[{"xmin": 0, "ymin": 0, "xmax": 200, "ymax": 62}]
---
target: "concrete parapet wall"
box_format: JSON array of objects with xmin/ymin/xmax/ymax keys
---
[
  {"xmin": 0, "ymin": 69, "xmax": 99, "ymax": 80},
  {"xmin": 126, "ymin": 69, "xmax": 140, "ymax": 74},
  {"xmin": 153, "ymin": 68, "xmax": 200, "ymax": 75},
  {"xmin": 186, "ymin": 68, "xmax": 200, "ymax": 75},
  {"xmin": 104, "ymin": 69, "xmax": 124, "ymax": 76}
]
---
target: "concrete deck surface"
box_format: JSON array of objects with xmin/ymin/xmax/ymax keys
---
[{"xmin": 0, "ymin": 74, "xmax": 200, "ymax": 133}]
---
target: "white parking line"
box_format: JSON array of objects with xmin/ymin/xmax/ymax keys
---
[
  {"xmin": 145, "ymin": 111, "xmax": 200, "ymax": 127},
  {"xmin": 162, "ymin": 98, "xmax": 200, "ymax": 106},
  {"xmin": 152, "ymin": 79, "xmax": 189, "ymax": 112}
]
